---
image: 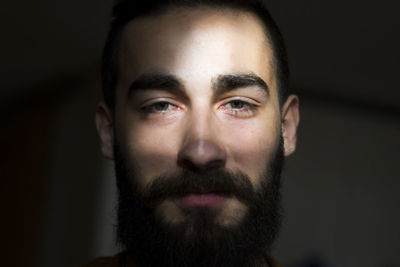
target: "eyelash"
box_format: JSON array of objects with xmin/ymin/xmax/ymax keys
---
[
  {"xmin": 140, "ymin": 99, "xmax": 258, "ymax": 118},
  {"xmin": 219, "ymin": 99, "xmax": 258, "ymax": 118},
  {"xmin": 140, "ymin": 101, "xmax": 180, "ymax": 113}
]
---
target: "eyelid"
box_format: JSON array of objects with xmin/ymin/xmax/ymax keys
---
[
  {"xmin": 133, "ymin": 88, "xmax": 189, "ymax": 105},
  {"xmin": 140, "ymin": 97, "xmax": 181, "ymax": 107},
  {"xmin": 216, "ymin": 96, "xmax": 261, "ymax": 119},
  {"xmin": 219, "ymin": 96, "xmax": 260, "ymax": 107},
  {"xmin": 139, "ymin": 97, "xmax": 185, "ymax": 114}
]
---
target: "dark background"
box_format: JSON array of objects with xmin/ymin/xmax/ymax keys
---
[{"xmin": 1, "ymin": 0, "xmax": 399, "ymax": 266}]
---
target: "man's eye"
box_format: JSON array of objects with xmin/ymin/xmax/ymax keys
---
[
  {"xmin": 153, "ymin": 102, "xmax": 172, "ymax": 111},
  {"xmin": 141, "ymin": 101, "xmax": 177, "ymax": 113},
  {"xmin": 224, "ymin": 100, "xmax": 255, "ymax": 110},
  {"xmin": 220, "ymin": 99, "xmax": 258, "ymax": 118}
]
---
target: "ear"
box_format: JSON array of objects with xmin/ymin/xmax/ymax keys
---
[
  {"xmin": 95, "ymin": 102, "xmax": 114, "ymax": 159},
  {"xmin": 281, "ymin": 95, "xmax": 300, "ymax": 157}
]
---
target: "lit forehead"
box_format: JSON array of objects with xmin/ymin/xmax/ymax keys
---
[{"xmin": 120, "ymin": 7, "xmax": 274, "ymax": 83}]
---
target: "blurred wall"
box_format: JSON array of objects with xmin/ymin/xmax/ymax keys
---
[
  {"xmin": 38, "ymin": 75, "xmax": 105, "ymax": 267},
  {"xmin": 277, "ymin": 99, "xmax": 400, "ymax": 267}
]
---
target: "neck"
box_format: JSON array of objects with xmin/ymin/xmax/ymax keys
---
[{"xmin": 124, "ymin": 250, "xmax": 272, "ymax": 267}]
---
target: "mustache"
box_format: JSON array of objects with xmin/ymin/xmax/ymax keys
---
[{"xmin": 138, "ymin": 169, "xmax": 258, "ymax": 205}]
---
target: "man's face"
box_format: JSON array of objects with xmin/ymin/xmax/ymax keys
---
[{"xmin": 96, "ymin": 6, "xmax": 299, "ymax": 266}]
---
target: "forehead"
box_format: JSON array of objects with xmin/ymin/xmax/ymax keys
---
[{"xmin": 117, "ymin": 7, "xmax": 276, "ymax": 94}]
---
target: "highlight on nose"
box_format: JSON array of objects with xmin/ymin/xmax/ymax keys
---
[{"xmin": 177, "ymin": 139, "xmax": 227, "ymax": 172}]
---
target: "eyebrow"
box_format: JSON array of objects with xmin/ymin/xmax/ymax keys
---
[
  {"xmin": 214, "ymin": 74, "xmax": 269, "ymax": 95},
  {"xmin": 128, "ymin": 73, "xmax": 184, "ymax": 97},
  {"xmin": 127, "ymin": 72, "xmax": 269, "ymax": 97}
]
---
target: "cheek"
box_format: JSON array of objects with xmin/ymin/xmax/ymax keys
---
[
  {"xmin": 124, "ymin": 122, "xmax": 181, "ymax": 188},
  {"xmin": 224, "ymin": 116, "xmax": 280, "ymax": 187}
]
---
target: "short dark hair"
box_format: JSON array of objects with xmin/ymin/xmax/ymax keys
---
[{"xmin": 101, "ymin": 0, "xmax": 290, "ymax": 109}]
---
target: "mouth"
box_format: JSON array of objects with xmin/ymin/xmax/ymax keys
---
[{"xmin": 176, "ymin": 192, "xmax": 229, "ymax": 208}]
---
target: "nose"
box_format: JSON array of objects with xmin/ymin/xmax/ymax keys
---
[{"xmin": 177, "ymin": 112, "xmax": 226, "ymax": 172}]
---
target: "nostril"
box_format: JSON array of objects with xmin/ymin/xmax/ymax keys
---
[
  {"xmin": 178, "ymin": 158, "xmax": 225, "ymax": 173},
  {"xmin": 205, "ymin": 159, "xmax": 225, "ymax": 170},
  {"xmin": 178, "ymin": 157, "xmax": 199, "ymax": 172}
]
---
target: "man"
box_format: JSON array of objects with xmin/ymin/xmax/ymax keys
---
[{"xmin": 90, "ymin": 0, "xmax": 299, "ymax": 266}]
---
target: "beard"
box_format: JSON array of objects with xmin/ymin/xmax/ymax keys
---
[{"xmin": 114, "ymin": 136, "xmax": 284, "ymax": 267}]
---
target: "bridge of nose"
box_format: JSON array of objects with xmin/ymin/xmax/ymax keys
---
[{"xmin": 177, "ymin": 109, "xmax": 227, "ymax": 171}]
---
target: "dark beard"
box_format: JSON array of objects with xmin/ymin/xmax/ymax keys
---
[{"xmin": 114, "ymin": 137, "xmax": 284, "ymax": 267}]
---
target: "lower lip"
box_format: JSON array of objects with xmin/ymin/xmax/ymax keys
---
[{"xmin": 178, "ymin": 193, "xmax": 228, "ymax": 207}]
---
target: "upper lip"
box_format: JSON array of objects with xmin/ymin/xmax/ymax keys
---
[{"xmin": 175, "ymin": 190, "xmax": 229, "ymax": 196}]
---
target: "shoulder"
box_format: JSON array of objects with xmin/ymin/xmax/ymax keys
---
[
  {"xmin": 267, "ymin": 255, "xmax": 285, "ymax": 267},
  {"xmin": 81, "ymin": 252, "xmax": 124, "ymax": 267}
]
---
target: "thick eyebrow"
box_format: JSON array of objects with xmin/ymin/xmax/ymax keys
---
[
  {"xmin": 127, "ymin": 73, "xmax": 184, "ymax": 97},
  {"xmin": 214, "ymin": 74, "xmax": 270, "ymax": 96},
  {"xmin": 127, "ymin": 73, "xmax": 269, "ymax": 97}
]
